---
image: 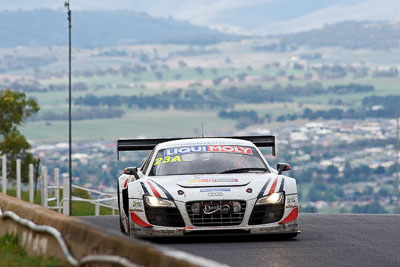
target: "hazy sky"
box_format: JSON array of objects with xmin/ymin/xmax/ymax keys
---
[{"xmin": 2, "ymin": 0, "xmax": 399, "ymax": 34}]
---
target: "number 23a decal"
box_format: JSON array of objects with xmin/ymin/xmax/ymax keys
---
[{"xmin": 154, "ymin": 156, "xmax": 181, "ymax": 165}]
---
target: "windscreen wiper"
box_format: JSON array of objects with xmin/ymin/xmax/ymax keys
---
[{"xmin": 217, "ymin": 167, "xmax": 268, "ymax": 174}]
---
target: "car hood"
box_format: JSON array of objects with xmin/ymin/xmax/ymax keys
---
[{"xmin": 143, "ymin": 173, "xmax": 281, "ymax": 201}]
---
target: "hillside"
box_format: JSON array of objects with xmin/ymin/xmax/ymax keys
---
[
  {"xmin": 0, "ymin": 9, "xmax": 241, "ymax": 48},
  {"xmin": 277, "ymin": 21, "xmax": 400, "ymax": 50}
]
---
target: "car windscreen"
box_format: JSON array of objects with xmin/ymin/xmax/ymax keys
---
[{"xmin": 149, "ymin": 145, "xmax": 269, "ymax": 176}]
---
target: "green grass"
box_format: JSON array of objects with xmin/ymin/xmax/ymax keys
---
[
  {"xmin": 2, "ymin": 188, "xmax": 43, "ymax": 205},
  {"xmin": 2, "ymin": 188, "xmax": 116, "ymax": 216},
  {"xmin": 0, "ymin": 234, "xmax": 59, "ymax": 267}
]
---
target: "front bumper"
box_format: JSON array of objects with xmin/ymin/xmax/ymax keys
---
[
  {"xmin": 129, "ymin": 196, "xmax": 299, "ymax": 237},
  {"xmin": 131, "ymin": 219, "xmax": 299, "ymax": 237}
]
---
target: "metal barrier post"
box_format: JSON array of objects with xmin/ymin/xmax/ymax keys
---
[
  {"xmin": 29, "ymin": 164, "xmax": 34, "ymax": 203},
  {"xmin": 63, "ymin": 177, "xmax": 70, "ymax": 216},
  {"xmin": 42, "ymin": 166, "xmax": 48, "ymax": 208},
  {"xmin": 2, "ymin": 154, "xmax": 6, "ymax": 194},
  {"xmin": 54, "ymin": 168, "xmax": 60, "ymax": 212},
  {"xmin": 16, "ymin": 159, "xmax": 21, "ymax": 199},
  {"xmin": 112, "ymin": 198, "xmax": 115, "ymax": 215},
  {"xmin": 95, "ymin": 202, "xmax": 100, "ymax": 216}
]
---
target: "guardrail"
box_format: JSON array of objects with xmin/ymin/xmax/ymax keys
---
[
  {"xmin": 0, "ymin": 156, "xmax": 227, "ymax": 267},
  {"xmin": 1, "ymin": 155, "xmax": 117, "ymax": 216},
  {"xmin": 0, "ymin": 193, "xmax": 225, "ymax": 267}
]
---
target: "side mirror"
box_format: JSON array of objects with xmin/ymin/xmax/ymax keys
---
[
  {"xmin": 123, "ymin": 167, "xmax": 137, "ymax": 175},
  {"xmin": 277, "ymin": 163, "xmax": 291, "ymax": 175},
  {"xmin": 123, "ymin": 167, "xmax": 139, "ymax": 179}
]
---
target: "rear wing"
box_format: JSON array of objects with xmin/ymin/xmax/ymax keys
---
[{"xmin": 117, "ymin": 135, "xmax": 275, "ymax": 160}]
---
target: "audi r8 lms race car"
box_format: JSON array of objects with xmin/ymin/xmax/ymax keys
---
[{"xmin": 116, "ymin": 136, "xmax": 299, "ymax": 238}]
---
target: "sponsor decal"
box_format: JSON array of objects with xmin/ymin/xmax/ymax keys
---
[
  {"xmin": 132, "ymin": 201, "xmax": 142, "ymax": 207},
  {"xmin": 184, "ymin": 226, "xmax": 194, "ymax": 230},
  {"xmin": 189, "ymin": 178, "xmax": 239, "ymax": 183},
  {"xmin": 164, "ymin": 145, "xmax": 253, "ymax": 156},
  {"xmin": 287, "ymin": 196, "xmax": 296, "ymax": 203},
  {"xmin": 269, "ymin": 226, "xmax": 283, "ymax": 232},
  {"xmin": 153, "ymin": 156, "xmax": 181, "ymax": 166},
  {"xmin": 131, "ymin": 208, "xmax": 144, "ymax": 213},
  {"xmin": 207, "ymin": 192, "xmax": 224, "ymax": 197},
  {"xmin": 160, "ymin": 230, "xmax": 175, "ymax": 234},
  {"xmin": 203, "ymin": 204, "xmax": 230, "ymax": 214},
  {"xmin": 260, "ymin": 227, "xmax": 270, "ymax": 232},
  {"xmin": 200, "ymin": 188, "xmax": 230, "ymax": 192}
]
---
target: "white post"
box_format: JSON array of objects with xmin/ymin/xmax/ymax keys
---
[
  {"xmin": 63, "ymin": 177, "xmax": 70, "ymax": 216},
  {"xmin": 16, "ymin": 159, "xmax": 21, "ymax": 199},
  {"xmin": 2, "ymin": 154, "xmax": 6, "ymax": 194},
  {"xmin": 54, "ymin": 168, "xmax": 60, "ymax": 212},
  {"xmin": 42, "ymin": 166, "xmax": 48, "ymax": 208},
  {"xmin": 95, "ymin": 202, "xmax": 100, "ymax": 216},
  {"xmin": 112, "ymin": 198, "xmax": 115, "ymax": 215},
  {"xmin": 29, "ymin": 164, "xmax": 34, "ymax": 203}
]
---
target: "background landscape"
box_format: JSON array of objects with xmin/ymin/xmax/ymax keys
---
[{"xmin": 1, "ymin": 0, "xmax": 400, "ymax": 214}]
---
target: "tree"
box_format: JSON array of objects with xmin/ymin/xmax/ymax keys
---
[{"xmin": 0, "ymin": 89, "xmax": 40, "ymax": 182}]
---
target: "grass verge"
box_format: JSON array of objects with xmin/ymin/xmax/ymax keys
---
[
  {"xmin": 2, "ymin": 188, "xmax": 117, "ymax": 216},
  {"xmin": 0, "ymin": 234, "xmax": 59, "ymax": 267}
]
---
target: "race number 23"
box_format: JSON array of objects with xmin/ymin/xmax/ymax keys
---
[{"xmin": 154, "ymin": 156, "xmax": 181, "ymax": 165}]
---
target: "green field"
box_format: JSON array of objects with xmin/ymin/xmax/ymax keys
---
[
  {"xmin": 21, "ymin": 110, "xmax": 236, "ymax": 141},
  {"xmin": 2, "ymin": 42, "xmax": 399, "ymax": 142}
]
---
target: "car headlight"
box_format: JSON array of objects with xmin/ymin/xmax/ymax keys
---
[
  {"xmin": 256, "ymin": 192, "xmax": 284, "ymax": 205},
  {"xmin": 144, "ymin": 195, "xmax": 176, "ymax": 208}
]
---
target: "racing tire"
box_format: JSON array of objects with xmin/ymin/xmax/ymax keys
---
[{"xmin": 117, "ymin": 182, "xmax": 127, "ymax": 235}]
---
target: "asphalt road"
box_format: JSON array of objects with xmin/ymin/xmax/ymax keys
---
[{"xmin": 81, "ymin": 214, "xmax": 400, "ymax": 267}]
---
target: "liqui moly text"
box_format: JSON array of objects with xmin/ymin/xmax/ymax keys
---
[{"xmin": 164, "ymin": 145, "xmax": 253, "ymax": 156}]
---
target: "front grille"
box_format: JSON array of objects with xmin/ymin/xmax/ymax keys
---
[
  {"xmin": 248, "ymin": 203, "xmax": 285, "ymax": 225},
  {"xmin": 186, "ymin": 200, "xmax": 246, "ymax": 226},
  {"xmin": 144, "ymin": 206, "xmax": 185, "ymax": 227}
]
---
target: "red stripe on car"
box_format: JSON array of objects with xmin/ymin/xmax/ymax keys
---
[
  {"xmin": 147, "ymin": 181, "xmax": 161, "ymax": 197},
  {"xmin": 130, "ymin": 211, "xmax": 152, "ymax": 227},
  {"xmin": 123, "ymin": 178, "xmax": 129, "ymax": 188},
  {"xmin": 279, "ymin": 207, "xmax": 298, "ymax": 224},
  {"xmin": 268, "ymin": 177, "xmax": 279, "ymax": 195}
]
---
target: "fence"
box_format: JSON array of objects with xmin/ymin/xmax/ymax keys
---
[{"xmin": 0, "ymin": 154, "xmax": 117, "ymax": 216}]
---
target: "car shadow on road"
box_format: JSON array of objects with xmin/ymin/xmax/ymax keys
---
[{"xmin": 142, "ymin": 233, "xmax": 300, "ymax": 244}]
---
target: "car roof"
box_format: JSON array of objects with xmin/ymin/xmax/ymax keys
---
[{"xmin": 157, "ymin": 138, "xmax": 256, "ymax": 150}]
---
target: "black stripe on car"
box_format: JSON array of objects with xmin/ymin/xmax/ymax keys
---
[
  {"xmin": 257, "ymin": 178, "xmax": 271, "ymax": 198},
  {"xmin": 140, "ymin": 182, "xmax": 150, "ymax": 195},
  {"xmin": 148, "ymin": 179, "xmax": 175, "ymax": 201},
  {"xmin": 279, "ymin": 178, "xmax": 285, "ymax": 192}
]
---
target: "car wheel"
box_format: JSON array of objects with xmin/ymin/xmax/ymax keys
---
[{"xmin": 117, "ymin": 181, "xmax": 126, "ymax": 234}]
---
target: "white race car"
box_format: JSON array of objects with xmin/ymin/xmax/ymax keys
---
[{"xmin": 116, "ymin": 136, "xmax": 299, "ymax": 238}]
